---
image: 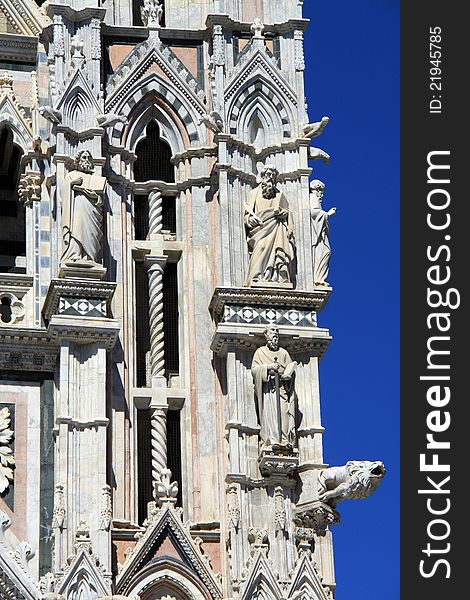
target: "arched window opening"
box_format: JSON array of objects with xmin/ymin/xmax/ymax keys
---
[
  {"xmin": 0, "ymin": 126, "xmax": 26, "ymax": 273},
  {"xmin": 0, "ymin": 296, "xmax": 12, "ymax": 323},
  {"xmin": 134, "ymin": 121, "xmax": 174, "ymax": 183}
]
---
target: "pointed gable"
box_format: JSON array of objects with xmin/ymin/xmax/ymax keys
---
[
  {"xmin": 105, "ymin": 34, "xmax": 205, "ymax": 116},
  {"xmin": 240, "ymin": 551, "xmax": 282, "ymax": 600},
  {"xmin": 116, "ymin": 506, "xmax": 222, "ymax": 599},
  {"xmin": 56, "ymin": 548, "xmax": 111, "ymax": 599},
  {"xmin": 56, "ymin": 69, "xmax": 102, "ymax": 133},
  {"xmin": 288, "ymin": 554, "xmax": 333, "ymax": 600}
]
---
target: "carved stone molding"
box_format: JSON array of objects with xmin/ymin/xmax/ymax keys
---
[
  {"xmin": 226, "ymin": 483, "xmax": 240, "ymax": 530},
  {"xmin": 0, "ymin": 328, "xmax": 58, "ymax": 372},
  {"xmin": 293, "ymin": 502, "xmax": 340, "ymax": 537},
  {"xmin": 0, "ymin": 33, "xmax": 37, "ymax": 62},
  {"xmin": 48, "ymin": 315, "xmax": 120, "ymax": 350},
  {"xmin": 0, "ymin": 0, "xmax": 50, "ymax": 36},
  {"xmin": 99, "ymin": 485, "xmax": 112, "ymax": 532},
  {"xmin": 258, "ymin": 448, "xmax": 299, "ymax": 479}
]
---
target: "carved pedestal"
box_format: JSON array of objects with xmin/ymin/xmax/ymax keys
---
[{"xmin": 44, "ymin": 277, "xmax": 118, "ymax": 577}]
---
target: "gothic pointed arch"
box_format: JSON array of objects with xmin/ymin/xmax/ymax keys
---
[
  {"xmin": 105, "ymin": 37, "xmax": 206, "ymax": 148},
  {"xmin": 225, "ymin": 40, "xmax": 297, "ymax": 143},
  {"xmin": 227, "ymin": 74, "xmax": 294, "ymax": 143},
  {"xmin": 124, "ymin": 558, "xmax": 213, "ymax": 600},
  {"xmin": 57, "ymin": 70, "xmax": 101, "ymax": 133},
  {"xmin": 241, "ymin": 94, "xmax": 284, "ymax": 150},
  {"xmin": 124, "ymin": 91, "xmax": 187, "ymax": 158},
  {"xmin": 134, "ymin": 120, "xmax": 174, "ymax": 183},
  {"xmin": 116, "ymin": 507, "xmax": 222, "ymax": 599}
]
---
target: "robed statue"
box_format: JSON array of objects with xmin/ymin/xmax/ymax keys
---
[
  {"xmin": 309, "ymin": 179, "xmax": 336, "ymax": 286},
  {"xmin": 251, "ymin": 326, "xmax": 297, "ymax": 450},
  {"xmin": 244, "ymin": 166, "xmax": 295, "ymax": 287},
  {"xmin": 60, "ymin": 150, "xmax": 106, "ymax": 265}
]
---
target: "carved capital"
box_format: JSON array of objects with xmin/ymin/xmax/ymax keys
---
[{"xmin": 293, "ymin": 502, "xmax": 340, "ymax": 537}]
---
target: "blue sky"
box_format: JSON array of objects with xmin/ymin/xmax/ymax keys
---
[{"xmin": 302, "ymin": 2, "xmax": 400, "ymax": 598}]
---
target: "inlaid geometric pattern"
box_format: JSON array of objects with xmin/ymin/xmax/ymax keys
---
[
  {"xmin": 222, "ymin": 305, "xmax": 316, "ymax": 327},
  {"xmin": 58, "ymin": 297, "xmax": 107, "ymax": 318}
]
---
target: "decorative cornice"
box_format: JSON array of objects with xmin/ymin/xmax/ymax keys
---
[
  {"xmin": 210, "ymin": 286, "xmax": 332, "ymax": 318},
  {"xmin": 0, "ymin": 327, "xmax": 58, "ymax": 372},
  {"xmin": 45, "ymin": 3, "xmax": 106, "ymax": 24},
  {"xmin": 43, "ymin": 278, "xmax": 117, "ymax": 321},
  {"xmin": 0, "ymin": 33, "xmax": 37, "ymax": 62},
  {"xmin": 48, "ymin": 315, "xmax": 120, "ymax": 350},
  {"xmin": 0, "ymin": 273, "xmax": 33, "ymax": 292},
  {"xmin": 211, "ymin": 322, "xmax": 331, "ymax": 357},
  {"xmin": 205, "ymin": 14, "xmax": 310, "ymax": 34}
]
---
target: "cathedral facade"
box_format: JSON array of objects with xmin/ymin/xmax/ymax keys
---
[{"xmin": 0, "ymin": 1, "xmax": 384, "ymax": 598}]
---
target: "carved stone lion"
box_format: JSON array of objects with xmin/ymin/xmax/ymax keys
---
[{"xmin": 318, "ymin": 460, "xmax": 385, "ymax": 507}]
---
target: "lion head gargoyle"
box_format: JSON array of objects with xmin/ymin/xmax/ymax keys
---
[{"xmin": 318, "ymin": 460, "xmax": 386, "ymax": 508}]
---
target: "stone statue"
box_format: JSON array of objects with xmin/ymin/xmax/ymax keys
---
[
  {"xmin": 251, "ymin": 326, "xmax": 297, "ymax": 450},
  {"xmin": 244, "ymin": 166, "xmax": 295, "ymax": 287},
  {"xmin": 141, "ymin": 0, "xmax": 163, "ymax": 28},
  {"xmin": 60, "ymin": 150, "xmax": 106, "ymax": 266},
  {"xmin": 318, "ymin": 460, "xmax": 386, "ymax": 508},
  {"xmin": 309, "ymin": 179, "xmax": 336, "ymax": 286}
]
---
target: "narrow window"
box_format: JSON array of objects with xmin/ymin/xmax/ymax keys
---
[
  {"xmin": 163, "ymin": 262, "xmax": 179, "ymax": 377},
  {"xmin": 137, "ymin": 407, "xmax": 182, "ymax": 524},
  {"xmin": 0, "ymin": 127, "xmax": 26, "ymax": 273},
  {"xmin": 134, "ymin": 121, "xmax": 174, "ymax": 183},
  {"xmin": 137, "ymin": 408, "xmax": 153, "ymax": 524},
  {"xmin": 135, "ymin": 260, "xmax": 150, "ymax": 387}
]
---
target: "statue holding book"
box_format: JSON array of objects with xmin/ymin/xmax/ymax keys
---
[
  {"xmin": 251, "ymin": 325, "xmax": 297, "ymax": 450},
  {"xmin": 60, "ymin": 150, "xmax": 107, "ymax": 266}
]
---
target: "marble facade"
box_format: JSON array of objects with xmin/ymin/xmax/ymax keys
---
[{"xmin": 0, "ymin": 1, "xmax": 384, "ymax": 598}]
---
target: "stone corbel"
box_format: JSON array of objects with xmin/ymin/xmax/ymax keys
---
[{"xmin": 17, "ymin": 170, "xmax": 41, "ymax": 206}]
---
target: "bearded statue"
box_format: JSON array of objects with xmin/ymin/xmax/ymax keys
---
[{"xmin": 244, "ymin": 165, "xmax": 295, "ymax": 287}]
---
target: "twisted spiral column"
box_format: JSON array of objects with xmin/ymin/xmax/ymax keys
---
[
  {"xmin": 151, "ymin": 406, "xmax": 167, "ymax": 490},
  {"xmin": 146, "ymin": 256, "xmax": 167, "ymax": 379},
  {"xmin": 148, "ymin": 189, "xmax": 163, "ymax": 237}
]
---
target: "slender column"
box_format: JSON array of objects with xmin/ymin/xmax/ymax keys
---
[
  {"xmin": 148, "ymin": 189, "xmax": 163, "ymax": 238},
  {"xmin": 145, "ymin": 252, "xmax": 168, "ymax": 493},
  {"xmin": 150, "ymin": 405, "xmax": 168, "ymax": 492},
  {"xmin": 146, "ymin": 255, "xmax": 167, "ymax": 380}
]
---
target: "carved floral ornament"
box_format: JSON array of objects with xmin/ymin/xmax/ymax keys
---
[{"xmin": 0, "ymin": 407, "xmax": 15, "ymax": 494}]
